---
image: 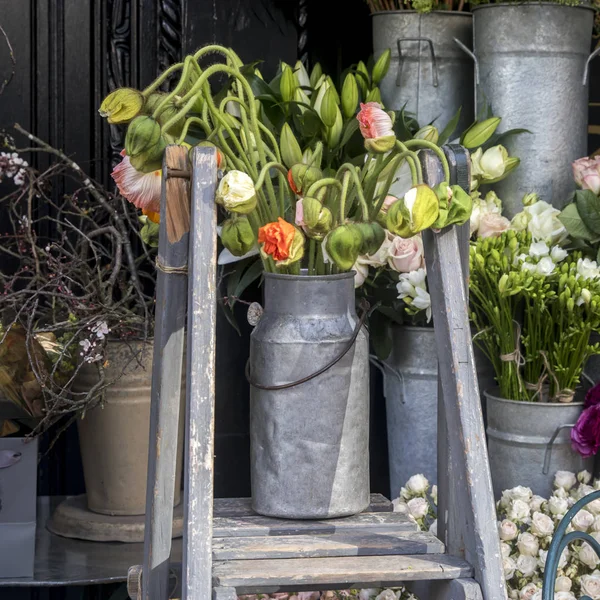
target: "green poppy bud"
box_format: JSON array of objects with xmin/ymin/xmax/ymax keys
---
[
  {"xmin": 415, "ymin": 125, "xmax": 439, "ymax": 144},
  {"xmin": 139, "ymin": 215, "xmax": 160, "ymax": 248},
  {"xmin": 325, "ymin": 225, "xmax": 363, "ymax": 271},
  {"xmin": 99, "ymin": 87, "xmax": 144, "ymax": 124},
  {"xmin": 280, "ymin": 64, "xmax": 297, "ymax": 103},
  {"xmin": 364, "ymin": 135, "xmax": 396, "ymax": 154},
  {"xmin": 431, "ymin": 182, "xmax": 451, "ymax": 229},
  {"xmin": 387, "ymin": 185, "xmax": 439, "ymax": 236},
  {"xmin": 320, "ymin": 87, "xmax": 338, "ymax": 128},
  {"xmin": 356, "ymin": 61, "xmax": 370, "ymax": 97},
  {"xmin": 365, "ymin": 87, "xmax": 382, "ymax": 105},
  {"xmin": 221, "ymin": 217, "xmax": 256, "ymax": 257},
  {"xmin": 125, "ymin": 116, "xmax": 167, "ymax": 172},
  {"xmin": 299, "ymin": 197, "xmax": 332, "ymax": 241},
  {"xmin": 372, "ymin": 49, "xmax": 391, "ymax": 85},
  {"xmin": 309, "ymin": 63, "xmax": 323, "ymax": 89},
  {"xmin": 353, "ymin": 222, "xmax": 386, "ymax": 255},
  {"xmin": 461, "ymin": 117, "xmax": 501, "ymax": 149},
  {"xmin": 288, "ymin": 164, "xmax": 323, "ymax": 195},
  {"xmin": 445, "ymin": 185, "xmax": 473, "ymax": 227},
  {"xmin": 280, "ymin": 123, "xmax": 303, "ymax": 169},
  {"xmin": 341, "ymin": 73, "xmax": 359, "ymax": 119},
  {"xmin": 144, "ymin": 93, "xmax": 185, "ymax": 136},
  {"xmin": 386, "ymin": 199, "xmax": 412, "ymax": 238}
]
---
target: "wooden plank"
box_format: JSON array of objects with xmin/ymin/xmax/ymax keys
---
[
  {"xmin": 213, "ymin": 494, "xmax": 392, "ymax": 518},
  {"xmin": 182, "ymin": 147, "xmax": 219, "ymax": 600},
  {"xmin": 213, "ymin": 512, "xmax": 416, "ymax": 538},
  {"xmin": 212, "ymin": 554, "xmax": 473, "ymax": 591},
  {"xmin": 212, "ymin": 529, "xmax": 444, "ymax": 560},
  {"xmin": 421, "ymin": 147, "xmax": 506, "ymax": 600},
  {"xmin": 142, "ymin": 146, "xmax": 191, "ymax": 600}
]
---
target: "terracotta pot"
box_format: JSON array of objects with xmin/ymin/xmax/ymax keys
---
[{"xmin": 75, "ymin": 340, "xmax": 185, "ymax": 516}]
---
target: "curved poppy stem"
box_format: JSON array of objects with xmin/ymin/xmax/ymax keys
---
[{"xmin": 404, "ymin": 139, "xmax": 450, "ymax": 183}]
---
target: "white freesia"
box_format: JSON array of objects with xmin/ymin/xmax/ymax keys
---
[
  {"xmin": 580, "ymin": 542, "xmax": 600, "ymax": 568},
  {"xmin": 573, "ymin": 508, "xmax": 594, "ymax": 531},
  {"xmin": 518, "ymin": 583, "xmax": 539, "ymax": 600},
  {"xmin": 578, "ymin": 288, "xmax": 593, "ymax": 306},
  {"xmin": 517, "ymin": 532, "xmax": 539, "ymax": 556},
  {"xmin": 411, "ymin": 287, "xmax": 432, "ymax": 322},
  {"xmin": 405, "ymin": 474, "xmax": 429, "ymax": 495},
  {"xmin": 524, "ymin": 200, "xmax": 567, "ymax": 244},
  {"xmin": 503, "ymin": 556, "xmax": 517, "ymax": 580},
  {"xmin": 577, "ymin": 258, "xmax": 600, "ymax": 280},
  {"xmin": 548, "ymin": 496, "xmax": 569, "ymax": 517},
  {"xmin": 407, "ymin": 497, "xmax": 429, "ymax": 520},
  {"xmin": 529, "ymin": 241, "xmax": 549, "ymax": 258},
  {"xmin": 551, "ymin": 246, "xmax": 568, "ymax": 263},
  {"xmin": 555, "ymin": 576, "xmax": 572, "ymax": 592},
  {"xmin": 531, "ymin": 512, "xmax": 554, "ymax": 537},
  {"xmin": 535, "ymin": 256, "xmax": 556, "ymax": 277},
  {"xmin": 554, "ymin": 471, "xmax": 577, "ymax": 491},
  {"xmin": 499, "ymin": 519, "xmax": 519, "ymax": 541},
  {"xmin": 580, "ymin": 573, "xmax": 600, "ymax": 600},
  {"xmin": 397, "ymin": 268, "xmax": 432, "ymax": 322},
  {"xmin": 516, "ymin": 554, "xmax": 538, "ymax": 577}
]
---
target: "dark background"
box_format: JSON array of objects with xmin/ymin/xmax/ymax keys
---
[{"xmin": 0, "ymin": 0, "xmax": 599, "ymax": 597}]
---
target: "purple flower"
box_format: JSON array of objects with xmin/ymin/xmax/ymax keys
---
[
  {"xmin": 572, "ymin": 404, "xmax": 600, "ymax": 457},
  {"xmin": 586, "ymin": 382, "xmax": 600, "ymax": 408}
]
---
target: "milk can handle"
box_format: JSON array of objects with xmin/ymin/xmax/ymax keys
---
[
  {"xmin": 453, "ymin": 38, "xmax": 479, "ymax": 85},
  {"xmin": 583, "ymin": 47, "xmax": 600, "ymax": 86},
  {"xmin": 369, "ymin": 355, "xmax": 406, "ymax": 403},
  {"xmin": 396, "ymin": 38, "xmax": 439, "ymax": 88},
  {"xmin": 542, "ymin": 423, "xmax": 576, "ymax": 475}
]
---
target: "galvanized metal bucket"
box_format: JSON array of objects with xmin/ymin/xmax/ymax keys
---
[
  {"xmin": 484, "ymin": 390, "xmax": 592, "ymax": 498},
  {"xmin": 372, "ymin": 11, "xmax": 474, "ymax": 134},
  {"xmin": 470, "ymin": 4, "xmax": 597, "ymax": 217},
  {"xmin": 248, "ymin": 272, "xmax": 370, "ymax": 519}
]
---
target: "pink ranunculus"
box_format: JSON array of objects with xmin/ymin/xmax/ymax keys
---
[
  {"xmin": 572, "ymin": 404, "xmax": 600, "ymax": 457},
  {"xmin": 387, "ymin": 234, "xmax": 424, "ymax": 273},
  {"xmin": 357, "ymin": 102, "xmax": 394, "ymax": 140},
  {"xmin": 478, "ymin": 213, "xmax": 511, "ymax": 239},
  {"xmin": 573, "ymin": 156, "xmax": 600, "ymax": 194},
  {"xmin": 111, "ymin": 149, "xmax": 161, "ymax": 213},
  {"xmin": 586, "ymin": 382, "xmax": 600, "ymax": 408}
]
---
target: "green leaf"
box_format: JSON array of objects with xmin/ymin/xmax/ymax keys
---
[
  {"xmin": 340, "ymin": 119, "xmax": 359, "ymax": 148},
  {"xmin": 558, "ymin": 202, "xmax": 596, "ymax": 242},
  {"xmin": 575, "ymin": 189, "xmax": 600, "ymax": 235},
  {"xmin": 234, "ymin": 258, "xmax": 264, "ymax": 300},
  {"xmin": 437, "ymin": 107, "xmax": 462, "ymax": 146},
  {"xmin": 482, "ymin": 128, "xmax": 531, "ymax": 151}
]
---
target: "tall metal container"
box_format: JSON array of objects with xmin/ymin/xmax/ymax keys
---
[
  {"xmin": 485, "ymin": 391, "xmax": 592, "ymax": 499},
  {"xmin": 472, "ymin": 4, "xmax": 597, "ymax": 218},
  {"xmin": 249, "ymin": 272, "xmax": 370, "ymax": 519},
  {"xmin": 372, "ymin": 11, "xmax": 474, "ymax": 135}
]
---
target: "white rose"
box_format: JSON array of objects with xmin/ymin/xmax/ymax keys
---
[
  {"xmin": 548, "ymin": 496, "xmax": 569, "ymax": 517},
  {"xmin": 405, "ymin": 474, "xmax": 429, "ymax": 496},
  {"xmin": 392, "ymin": 499, "xmax": 409, "ymax": 514},
  {"xmin": 503, "ymin": 556, "xmax": 517, "ymax": 580},
  {"xmin": 530, "ymin": 495, "xmax": 545, "ymax": 512},
  {"xmin": 501, "ymin": 542, "xmax": 512, "ymax": 559},
  {"xmin": 555, "ymin": 576, "xmax": 572, "ymax": 592},
  {"xmin": 581, "ymin": 574, "xmax": 600, "ymax": 600},
  {"xmin": 508, "ymin": 486, "xmax": 533, "ymax": 503},
  {"xmin": 375, "ymin": 590, "xmax": 396, "ymax": 600},
  {"xmin": 499, "ymin": 519, "xmax": 519, "ymax": 541},
  {"xmin": 519, "ymin": 583, "xmax": 539, "ymax": 600},
  {"xmin": 580, "ymin": 542, "xmax": 600, "ymax": 568},
  {"xmin": 524, "ymin": 201, "xmax": 567, "ymax": 244},
  {"xmin": 529, "ymin": 241, "xmax": 549, "ymax": 258},
  {"xmin": 407, "ymin": 497, "xmax": 429, "ymax": 520},
  {"xmin": 535, "ymin": 256, "xmax": 555, "ymax": 277},
  {"xmin": 554, "ymin": 487, "xmax": 569, "ymax": 500},
  {"xmin": 577, "ymin": 257, "xmax": 600, "ymax": 280},
  {"xmin": 215, "ymin": 170, "xmax": 257, "ymax": 213},
  {"xmin": 554, "ymin": 471, "xmax": 577, "ymax": 491},
  {"xmin": 516, "ymin": 554, "xmax": 538, "ymax": 577},
  {"xmin": 508, "ymin": 499, "xmax": 531, "ymax": 523},
  {"xmin": 517, "ymin": 532, "xmax": 539, "ymax": 556},
  {"xmin": 551, "ymin": 246, "xmax": 568, "ymax": 263},
  {"xmin": 573, "ymin": 509, "xmax": 594, "ymax": 532},
  {"xmin": 592, "ymin": 515, "xmax": 600, "ymax": 532},
  {"xmin": 554, "ymin": 593, "xmax": 576, "ymax": 600},
  {"xmin": 531, "ymin": 512, "xmax": 554, "ymax": 537}
]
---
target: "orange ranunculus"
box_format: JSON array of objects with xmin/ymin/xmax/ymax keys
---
[
  {"xmin": 258, "ymin": 218, "xmax": 297, "ymax": 262},
  {"xmin": 142, "ymin": 209, "xmax": 160, "ymax": 224}
]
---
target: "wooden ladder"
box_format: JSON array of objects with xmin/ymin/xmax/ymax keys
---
[{"xmin": 127, "ymin": 145, "xmax": 506, "ymax": 600}]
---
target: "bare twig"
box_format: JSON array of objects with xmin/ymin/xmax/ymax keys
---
[{"xmin": 0, "ymin": 23, "xmax": 16, "ymax": 96}]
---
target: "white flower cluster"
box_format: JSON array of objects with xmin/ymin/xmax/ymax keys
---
[
  {"xmin": 237, "ymin": 588, "xmax": 417, "ymax": 600},
  {"xmin": 79, "ymin": 320, "xmax": 110, "ymax": 363},
  {"xmin": 392, "ymin": 474, "xmax": 437, "ymax": 533},
  {"xmin": 515, "ymin": 241, "xmax": 568, "ymax": 278},
  {"xmin": 0, "ymin": 152, "xmax": 28, "ymax": 187},
  {"xmin": 396, "ymin": 268, "xmax": 432, "ymax": 323},
  {"xmin": 511, "ymin": 200, "xmax": 567, "ymax": 246}
]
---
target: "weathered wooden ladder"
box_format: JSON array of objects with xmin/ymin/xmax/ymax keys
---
[{"xmin": 127, "ymin": 145, "xmax": 506, "ymax": 600}]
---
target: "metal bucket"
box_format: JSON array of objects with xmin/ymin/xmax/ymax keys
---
[
  {"xmin": 485, "ymin": 390, "xmax": 592, "ymax": 499},
  {"xmin": 372, "ymin": 11, "xmax": 474, "ymax": 134},
  {"xmin": 377, "ymin": 325, "xmax": 496, "ymax": 497},
  {"xmin": 248, "ymin": 272, "xmax": 370, "ymax": 519},
  {"xmin": 471, "ymin": 4, "xmax": 597, "ymax": 218}
]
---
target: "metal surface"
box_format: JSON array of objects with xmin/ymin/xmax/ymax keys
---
[
  {"xmin": 249, "ymin": 271, "xmax": 370, "ymax": 519},
  {"xmin": 372, "ymin": 11, "xmax": 474, "ymax": 134},
  {"xmin": 472, "ymin": 4, "xmax": 595, "ymax": 217},
  {"xmin": 485, "ymin": 391, "xmax": 593, "ymax": 498}
]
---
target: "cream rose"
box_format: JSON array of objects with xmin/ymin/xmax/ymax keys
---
[
  {"xmin": 519, "ymin": 583, "xmax": 539, "ymax": 600},
  {"xmin": 517, "ymin": 532, "xmax": 539, "ymax": 557},
  {"xmin": 531, "ymin": 512, "xmax": 554, "ymax": 537},
  {"xmin": 555, "ymin": 576, "xmax": 572, "ymax": 593},
  {"xmin": 530, "ymin": 495, "xmax": 545, "ymax": 512},
  {"xmin": 387, "ymin": 235, "xmax": 424, "ymax": 273},
  {"xmin": 407, "ymin": 497, "xmax": 429, "ymax": 520},
  {"xmin": 478, "ymin": 213, "xmax": 511, "ymax": 239},
  {"xmin": 579, "ymin": 542, "xmax": 600, "ymax": 568},
  {"xmin": 405, "ymin": 473, "xmax": 429, "ymax": 495},
  {"xmin": 503, "ymin": 556, "xmax": 516, "ymax": 580},
  {"xmin": 499, "ymin": 519, "xmax": 519, "ymax": 541},
  {"xmin": 580, "ymin": 574, "xmax": 600, "ymax": 600},
  {"xmin": 548, "ymin": 496, "xmax": 569, "ymax": 517},
  {"xmin": 573, "ymin": 508, "xmax": 594, "ymax": 532},
  {"xmin": 515, "ymin": 554, "xmax": 537, "ymax": 577},
  {"xmin": 508, "ymin": 499, "xmax": 531, "ymax": 523},
  {"xmin": 554, "ymin": 471, "xmax": 577, "ymax": 490}
]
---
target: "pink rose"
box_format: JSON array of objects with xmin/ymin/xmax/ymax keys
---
[
  {"xmin": 387, "ymin": 235, "xmax": 424, "ymax": 273},
  {"xmin": 573, "ymin": 156, "xmax": 600, "ymax": 195},
  {"xmin": 357, "ymin": 102, "xmax": 394, "ymax": 140},
  {"xmin": 478, "ymin": 213, "xmax": 511, "ymax": 239}
]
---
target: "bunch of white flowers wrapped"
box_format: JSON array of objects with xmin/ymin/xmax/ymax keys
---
[
  {"xmin": 394, "ymin": 470, "xmax": 600, "ymax": 600},
  {"xmin": 392, "ymin": 474, "xmax": 437, "ymax": 532}
]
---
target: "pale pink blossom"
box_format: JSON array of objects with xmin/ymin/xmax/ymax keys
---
[
  {"xmin": 357, "ymin": 102, "xmax": 394, "ymax": 140},
  {"xmin": 387, "ymin": 235, "xmax": 424, "ymax": 273},
  {"xmin": 111, "ymin": 149, "xmax": 161, "ymax": 213},
  {"xmin": 573, "ymin": 156, "xmax": 600, "ymax": 195},
  {"xmin": 478, "ymin": 213, "xmax": 511, "ymax": 239}
]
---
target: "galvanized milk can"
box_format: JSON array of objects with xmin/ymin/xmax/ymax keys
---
[
  {"xmin": 471, "ymin": 4, "xmax": 597, "ymax": 217},
  {"xmin": 247, "ymin": 272, "xmax": 370, "ymax": 519},
  {"xmin": 485, "ymin": 391, "xmax": 593, "ymax": 499},
  {"xmin": 372, "ymin": 11, "xmax": 474, "ymax": 135}
]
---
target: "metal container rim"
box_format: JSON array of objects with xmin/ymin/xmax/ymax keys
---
[
  {"xmin": 484, "ymin": 388, "xmax": 585, "ymax": 408},
  {"xmin": 371, "ymin": 10, "xmax": 472, "ymax": 17},
  {"xmin": 264, "ymin": 271, "xmax": 355, "ymax": 283},
  {"xmin": 390, "ymin": 324, "xmax": 435, "ymax": 333},
  {"xmin": 472, "ymin": 2, "xmax": 593, "ymax": 13}
]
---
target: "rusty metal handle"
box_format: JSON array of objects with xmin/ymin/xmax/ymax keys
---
[
  {"xmin": 583, "ymin": 46, "xmax": 600, "ymax": 86},
  {"xmin": 396, "ymin": 37, "xmax": 439, "ymax": 88},
  {"xmin": 542, "ymin": 423, "xmax": 576, "ymax": 475}
]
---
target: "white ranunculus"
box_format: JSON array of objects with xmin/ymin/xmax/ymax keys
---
[
  {"xmin": 555, "ymin": 576, "xmax": 572, "ymax": 592},
  {"xmin": 551, "ymin": 246, "xmax": 568, "ymax": 263},
  {"xmin": 531, "ymin": 512, "xmax": 554, "ymax": 537},
  {"xmin": 524, "ymin": 200, "xmax": 567, "ymax": 244},
  {"xmin": 407, "ymin": 497, "xmax": 429, "ymax": 520},
  {"xmin": 580, "ymin": 542, "xmax": 600, "ymax": 568},
  {"xmin": 530, "ymin": 495, "xmax": 545, "ymax": 512},
  {"xmin": 501, "ymin": 542, "xmax": 512, "ymax": 559},
  {"xmin": 577, "ymin": 257, "xmax": 600, "ymax": 280},
  {"xmin": 499, "ymin": 519, "xmax": 519, "ymax": 541},
  {"xmin": 508, "ymin": 499, "xmax": 532, "ymax": 523},
  {"xmin": 517, "ymin": 532, "xmax": 539, "ymax": 557},
  {"xmin": 215, "ymin": 170, "xmax": 257, "ymax": 214},
  {"xmin": 554, "ymin": 471, "xmax": 577, "ymax": 491},
  {"xmin": 406, "ymin": 473, "xmax": 429, "ymax": 496},
  {"xmin": 503, "ymin": 556, "xmax": 517, "ymax": 580},
  {"xmin": 573, "ymin": 508, "xmax": 594, "ymax": 532},
  {"xmin": 535, "ymin": 256, "xmax": 555, "ymax": 277},
  {"xmin": 519, "ymin": 582, "xmax": 539, "ymax": 600},
  {"xmin": 529, "ymin": 241, "xmax": 549, "ymax": 258},
  {"xmin": 580, "ymin": 573, "xmax": 600, "ymax": 600},
  {"xmin": 548, "ymin": 496, "xmax": 569, "ymax": 517},
  {"xmin": 516, "ymin": 554, "xmax": 537, "ymax": 577}
]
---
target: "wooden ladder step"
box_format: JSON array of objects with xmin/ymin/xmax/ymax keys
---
[
  {"xmin": 212, "ymin": 554, "xmax": 474, "ymax": 592},
  {"xmin": 212, "ymin": 529, "xmax": 444, "ymax": 560}
]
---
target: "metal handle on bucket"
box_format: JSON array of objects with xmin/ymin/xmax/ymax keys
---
[
  {"xmin": 542, "ymin": 423, "xmax": 576, "ymax": 475},
  {"xmin": 396, "ymin": 38, "xmax": 439, "ymax": 88},
  {"xmin": 583, "ymin": 47, "xmax": 600, "ymax": 86},
  {"xmin": 369, "ymin": 355, "xmax": 406, "ymax": 403},
  {"xmin": 453, "ymin": 38, "xmax": 479, "ymax": 85}
]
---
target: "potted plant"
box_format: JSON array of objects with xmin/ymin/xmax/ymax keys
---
[
  {"xmin": 469, "ymin": 0, "xmax": 598, "ymax": 216},
  {"xmin": 367, "ymin": 0, "xmax": 474, "ymax": 136},
  {"xmin": 100, "ymin": 45, "xmax": 474, "ymax": 519},
  {"xmin": 0, "ymin": 133, "xmax": 185, "ymax": 521}
]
